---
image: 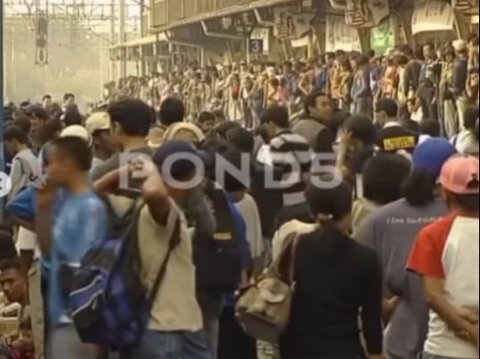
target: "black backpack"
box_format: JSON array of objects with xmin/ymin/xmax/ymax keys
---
[{"xmin": 193, "ymin": 189, "xmax": 243, "ymax": 293}]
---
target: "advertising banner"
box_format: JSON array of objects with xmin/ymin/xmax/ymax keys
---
[
  {"xmin": 370, "ymin": 18, "xmax": 395, "ymax": 54},
  {"xmin": 345, "ymin": 0, "xmax": 390, "ymax": 28},
  {"xmin": 273, "ymin": 6, "xmax": 315, "ymax": 39},
  {"xmin": 412, "ymin": 0, "xmax": 455, "ymax": 35},
  {"xmin": 326, "ymin": 15, "xmax": 362, "ymax": 52}
]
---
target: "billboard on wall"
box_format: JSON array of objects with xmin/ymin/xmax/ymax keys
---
[
  {"xmin": 452, "ymin": 0, "xmax": 479, "ymax": 14},
  {"xmin": 412, "ymin": 0, "xmax": 455, "ymax": 35},
  {"xmin": 326, "ymin": 15, "xmax": 362, "ymax": 52},
  {"xmin": 344, "ymin": 0, "xmax": 390, "ymax": 28},
  {"xmin": 273, "ymin": 6, "xmax": 315, "ymax": 39},
  {"xmin": 370, "ymin": 19, "xmax": 395, "ymax": 54}
]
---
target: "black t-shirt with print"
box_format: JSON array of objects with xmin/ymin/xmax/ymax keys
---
[{"xmin": 377, "ymin": 125, "xmax": 418, "ymax": 153}]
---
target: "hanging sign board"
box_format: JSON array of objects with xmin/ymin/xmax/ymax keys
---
[
  {"xmin": 412, "ymin": 1, "xmax": 455, "ymax": 35},
  {"xmin": 326, "ymin": 15, "xmax": 362, "ymax": 52},
  {"xmin": 345, "ymin": 0, "xmax": 390, "ymax": 28},
  {"xmin": 452, "ymin": 0, "xmax": 479, "ymax": 15},
  {"xmin": 370, "ymin": 18, "xmax": 395, "ymax": 54},
  {"xmin": 273, "ymin": 6, "xmax": 315, "ymax": 39},
  {"xmin": 251, "ymin": 27, "xmax": 270, "ymax": 53},
  {"xmin": 329, "ymin": 0, "xmax": 347, "ymax": 9}
]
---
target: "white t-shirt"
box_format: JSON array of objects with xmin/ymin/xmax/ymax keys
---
[
  {"xmin": 409, "ymin": 214, "xmax": 479, "ymax": 358},
  {"xmin": 16, "ymin": 227, "xmax": 41, "ymax": 260},
  {"xmin": 235, "ymin": 194, "xmax": 263, "ymax": 260}
]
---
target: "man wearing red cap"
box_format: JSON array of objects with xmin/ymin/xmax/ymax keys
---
[{"xmin": 408, "ymin": 155, "xmax": 480, "ymax": 359}]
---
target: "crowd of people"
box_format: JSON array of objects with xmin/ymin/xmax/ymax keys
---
[{"xmin": 0, "ymin": 36, "xmax": 479, "ymax": 359}]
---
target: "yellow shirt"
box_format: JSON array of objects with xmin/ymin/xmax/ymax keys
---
[{"xmin": 137, "ymin": 199, "xmax": 203, "ymax": 332}]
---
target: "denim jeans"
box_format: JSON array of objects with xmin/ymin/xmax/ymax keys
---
[
  {"xmin": 197, "ymin": 291, "xmax": 224, "ymax": 359},
  {"xmin": 48, "ymin": 324, "xmax": 101, "ymax": 359},
  {"xmin": 119, "ymin": 330, "xmax": 212, "ymax": 359},
  {"xmin": 421, "ymin": 353, "xmax": 474, "ymax": 359},
  {"xmin": 183, "ymin": 330, "xmax": 213, "ymax": 359}
]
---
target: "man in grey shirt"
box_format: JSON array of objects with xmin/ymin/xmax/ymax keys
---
[
  {"xmin": 355, "ymin": 197, "xmax": 448, "ymax": 359},
  {"xmin": 5, "ymin": 125, "xmax": 41, "ymax": 199},
  {"xmin": 354, "ymin": 137, "xmax": 459, "ymax": 359}
]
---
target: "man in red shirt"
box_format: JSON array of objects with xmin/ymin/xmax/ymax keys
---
[{"xmin": 408, "ymin": 155, "xmax": 480, "ymax": 359}]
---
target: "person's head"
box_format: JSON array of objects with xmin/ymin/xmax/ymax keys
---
[
  {"xmin": 400, "ymin": 45, "xmax": 414, "ymax": 58},
  {"xmin": 4, "ymin": 125, "xmax": 29, "ymax": 156},
  {"xmin": 152, "ymin": 140, "xmax": 206, "ymax": 204},
  {"xmin": 283, "ymin": 60, "xmax": 293, "ymax": 73},
  {"xmin": 215, "ymin": 121, "xmax": 241, "ymax": 140},
  {"xmin": 326, "ymin": 52, "xmax": 336, "ymax": 67},
  {"xmin": 63, "ymin": 93, "xmax": 75, "ymax": 105},
  {"xmin": 463, "ymin": 106, "xmax": 479, "ymax": 131},
  {"xmin": 469, "ymin": 34, "xmax": 479, "ymax": 48},
  {"xmin": 163, "ymin": 122, "xmax": 205, "ymax": 145},
  {"xmin": 0, "ymin": 260, "xmax": 27, "ymax": 304},
  {"xmin": 304, "ymin": 91, "xmax": 334, "ymax": 122},
  {"xmin": 197, "ymin": 111, "xmax": 216, "ymax": 135},
  {"xmin": 422, "ymin": 42, "xmax": 435, "ymax": 60},
  {"xmin": 42, "ymin": 94, "xmax": 52, "ymax": 108},
  {"xmin": 342, "ymin": 114, "xmax": 377, "ymax": 149},
  {"xmin": 159, "ymin": 97, "xmax": 185, "ymax": 126},
  {"xmin": 263, "ymin": 105, "xmax": 290, "ymax": 138},
  {"xmin": 226, "ymin": 127, "xmax": 255, "ymax": 154},
  {"xmin": 215, "ymin": 146, "xmax": 249, "ymax": 201},
  {"xmin": 46, "ymin": 136, "xmax": 92, "ymax": 186},
  {"xmin": 362, "ymin": 154, "xmax": 412, "ymax": 205},
  {"xmin": 420, "ymin": 118, "xmax": 441, "ymax": 138},
  {"xmin": 400, "ymin": 118, "xmax": 421, "ymax": 135},
  {"xmin": 14, "ymin": 115, "xmax": 31, "ymax": 135},
  {"xmin": 443, "ymin": 45, "xmax": 456, "ymax": 62},
  {"xmin": 62, "ymin": 108, "xmax": 83, "ymax": 127},
  {"xmin": 269, "ymin": 77, "xmax": 280, "ymax": 88},
  {"xmin": 30, "ymin": 106, "xmax": 49, "ymax": 131},
  {"xmin": 306, "ymin": 177, "xmax": 353, "ymax": 234},
  {"xmin": 108, "ymin": 99, "xmax": 153, "ymax": 146},
  {"xmin": 469, "ymin": 34, "xmax": 479, "ymax": 56},
  {"xmin": 85, "ymin": 112, "xmax": 117, "ymax": 158},
  {"xmin": 355, "ymin": 55, "xmax": 369, "ymax": 70},
  {"xmin": 453, "ymin": 39, "xmax": 468, "ymax": 56},
  {"xmin": 340, "ymin": 56, "xmax": 353, "ymax": 72},
  {"xmin": 35, "ymin": 119, "xmax": 62, "ymax": 148},
  {"xmin": 0, "ymin": 231, "xmax": 17, "ymax": 266},
  {"xmin": 374, "ymin": 98, "xmax": 398, "ymax": 125},
  {"xmin": 440, "ymin": 155, "xmax": 479, "ymax": 215},
  {"xmin": 403, "ymin": 138, "xmax": 457, "ymax": 207}
]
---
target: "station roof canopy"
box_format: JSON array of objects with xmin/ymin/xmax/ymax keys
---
[
  {"xmin": 152, "ymin": 0, "xmax": 294, "ymax": 32},
  {"xmin": 112, "ymin": 33, "xmax": 168, "ymax": 49}
]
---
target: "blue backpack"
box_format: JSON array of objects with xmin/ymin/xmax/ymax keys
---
[{"xmin": 68, "ymin": 203, "xmax": 181, "ymax": 349}]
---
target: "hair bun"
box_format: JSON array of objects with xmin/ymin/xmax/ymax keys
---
[{"xmin": 317, "ymin": 213, "xmax": 334, "ymax": 224}]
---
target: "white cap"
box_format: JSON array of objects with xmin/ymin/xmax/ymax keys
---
[
  {"xmin": 453, "ymin": 39, "xmax": 468, "ymax": 52},
  {"xmin": 60, "ymin": 125, "xmax": 91, "ymax": 145},
  {"xmin": 85, "ymin": 112, "xmax": 110, "ymax": 135}
]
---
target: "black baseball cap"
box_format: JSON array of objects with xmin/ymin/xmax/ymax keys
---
[{"xmin": 344, "ymin": 114, "xmax": 377, "ymax": 144}]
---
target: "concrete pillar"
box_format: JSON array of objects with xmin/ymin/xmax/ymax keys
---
[{"xmin": 119, "ymin": 0, "xmax": 127, "ymax": 77}]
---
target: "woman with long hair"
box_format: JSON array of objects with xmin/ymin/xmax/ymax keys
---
[{"xmin": 279, "ymin": 178, "xmax": 383, "ymax": 359}]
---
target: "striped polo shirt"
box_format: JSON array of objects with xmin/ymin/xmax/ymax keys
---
[{"xmin": 269, "ymin": 130, "xmax": 311, "ymax": 207}]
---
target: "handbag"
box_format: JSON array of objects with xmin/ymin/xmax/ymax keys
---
[{"xmin": 235, "ymin": 233, "xmax": 299, "ymax": 343}]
